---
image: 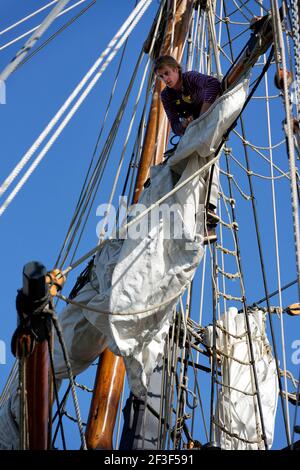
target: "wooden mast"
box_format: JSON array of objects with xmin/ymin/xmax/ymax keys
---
[
  {"xmin": 134, "ymin": 0, "xmax": 194, "ymax": 203},
  {"xmin": 26, "ymin": 342, "xmax": 50, "ymax": 449},
  {"xmin": 12, "ymin": 262, "xmax": 51, "ymax": 450},
  {"xmin": 85, "ymin": 0, "xmax": 194, "ymax": 450},
  {"xmin": 11, "ymin": 265, "xmax": 65, "ymax": 450}
]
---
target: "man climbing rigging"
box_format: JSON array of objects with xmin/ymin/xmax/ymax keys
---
[
  {"xmin": 154, "ymin": 55, "xmax": 221, "ymax": 244},
  {"xmin": 154, "ymin": 55, "xmax": 221, "ymax": 136}
]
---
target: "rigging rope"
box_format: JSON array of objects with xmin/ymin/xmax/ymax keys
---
[
  {"xmin": 0, "ymin": 1, "xmax": 59, "ymax": 36},
  {"xmin": 55, "ymin": 48, "xmax": 145, "ymax": 269},
  {"xmin": 0, "ymin": 0, "xmax": 72, "ymax": 78},
  {"xmin": 50, "ymin": 309, "xmax": 87, "ymax": 450},
  {"xmin": 56, "ymin": 0, "xmax": 165, "ymax": 270},
  {"xmin": 2, "ymin": 1, "xmax": 299, "ymax": 452},
  {"xmin": 289, "ymin": 0, "xmax": 300, "ymax": 121},
  {"xmin": 51, "ymin": 383, "xmax": 72, "ymax": 447},
  {"xmin": 0, "ymin": 1, "xmax": 88, "ymax": 53},
  {"xmin": 47, "ymin": 335, "xmax": 67, "ymax": 450},
  {"xmin": 220, "ymin": 154, "xmax": 267, "ymax": 448},
  {"xmin": 222, "ymin": 1, "xmax": 292, "ymax": 447},
  {"xmin": 271, "ymin": 0, "xmax": 300, "ymax": 300},
  {"xmin": 233, "ymin": 129, "xmax": 291, "ymax": 179},
  {"xmin": 262, "ymin": 42, "xmax": 291, "ymax": 442},
  {"xmin": 61, "ymin": 154, "xmax": 220, "ymax": 276},
  {"xmin": 0, "ymin": 0, "xmax": 153, "ymax": 214},
  {"xmin": 97, "ymin": 53, "xmax": 151, "ymax": 241},
  {"xmin": 228, "ymin": 150, "xmax": 287, "ymax": 180},
  {"xmin": 13, "ymin": 1, "xmax": 96, "ymax": 73}
]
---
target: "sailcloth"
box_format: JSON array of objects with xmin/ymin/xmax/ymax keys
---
[
  {"xmin": 204, "ymin": 307, "xmax": 279, "ymax": 449},
  {"xmin": 55, "ymin": 76, "xmax": 250, "ymax": 396},
  {"xmin": 0, "ymin": 76, "xmax": 249, "ymax": 449}
]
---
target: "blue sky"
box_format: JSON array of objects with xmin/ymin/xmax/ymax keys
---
[{"xmin": 0, "ymin": 0, "xmax": 299, "ymax": 450}]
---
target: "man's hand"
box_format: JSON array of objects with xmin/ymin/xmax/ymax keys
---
[{"xmin": 182, "ymin": 115, "xmax": 193, "ymax": 129}]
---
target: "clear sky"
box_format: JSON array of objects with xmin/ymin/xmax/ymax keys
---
[{"xmin": 0, "ymin": 0, "xmax": 299, "ymax": 450}]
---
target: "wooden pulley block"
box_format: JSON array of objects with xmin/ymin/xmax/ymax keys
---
[
  {"xmin": 46, "ymin": 268, "xmax": 66, "ymax": 296},
  {"xmin": 286, "ymin": 303, "xmax": 300, "ymax": 316},
  {"xmin": 274, "ymin": 68, "xmax": 293, "ymax": 90}
]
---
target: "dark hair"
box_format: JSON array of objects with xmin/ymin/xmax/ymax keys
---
[{"xmin": 153, "ymin": 55, "xmax": 182, "ymax": 78}]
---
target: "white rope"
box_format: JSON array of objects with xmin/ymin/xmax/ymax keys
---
[
  {"xmin": 228, "ymin": 151, "xmax": 287, "ymax": 181},
  {"xmin": 217, "ymin": 198, "xmax": 228, "ymax": 316},
  {"xmin": 219, "ymin": 168, "xmax": 252, "ymax": 200},
  {"xmin": 219, "ymin": 183, "xmax": 265, "ymax": 448},
  {"xmin": 207, "ymin": 0, "xmax": 222, "ymax": 79},
  {"xmin": 217, "ymin": 0, "xmax": 224, "ymax": 46},
  {"xmin": 169, "ymin": 0, "xmax": 177, "ymax": 54},
  {"xmin": 231, "ymin": 0, "xmax": 252, "ymax": 22},
  {"xmin": 0, "ymin": 0, "xmax": 72, "ymax": 80},
  {"xmin": 0, "ymin": 0, "xmax": 151, "ymax": 199},
  {"xmin": 62, "ymin": 154, "xmax": 219, "ymax": 276},
  {"xmin": 56, "ymin": 281, "xmax": 188, "ymax": 317},
  {"xmin": 272, "ymin": 0, "xmax": 300, "ymax": 301},
  {"xmin": 0, "ymin": 1, "xmax": 59, "ymax": 36},
  {"xmin": 0, "ymin": 0, "xmax": 153, "ymax": 216},
  {"xmin": 233, "ymin": 129, "xmax": 291, "ymax": 180},
  {"xmin": 215, "ymin": 15, "xmax": 249, "ymax": 26},
  {"xmin": 281, "ymin": 368, "xmax": 299, "ymax": 389},
  {"xmin": 186, "ymin": 6, "xmax": 196, "ymax": 71},
  {"xmin": 271, "ymin": 0, "xmax": 300, "ymax": 445},
  {"xmin": 218, "ymin": 44, "xmax": 234, "ymax": 66},
  {"xmin": 251, "ymin": 95, "xmax": 280, "ymax": 100},
  {"xmin": 237, "ymin": 138, "xmax": 285, "ymax": 151},
  {"xmin": 214, "ymin": 197, "xmax": 229, "ymax": 445},
  {"xmin": 262, "ymin": 50, "xmax": 291, "ymax": 441},
  {"xmin": 0, "ymin": 1, "xmax": 88, "ymax": 53},
  {"xmin": 98, "ymin": 52, "xmax": 148, "ymax": 241},
  {"xmin": 198, "ymin": 9, "xmax": 206, "ymax": 73},
  {"xmin": 99, "ymin": 0, "xmax": 165, "ymax": 241},
  {"xmin": 218, "ymin": 182, "xmax": 246, "ymax": 295}
]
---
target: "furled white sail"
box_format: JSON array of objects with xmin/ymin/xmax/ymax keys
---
[
  {"xmin": 57, "ymin": 76, "xmax": 249, "ymax": 396},
  {"xmin": 204, "ymin": 307, "xmax": 279, "ymax": 449}
]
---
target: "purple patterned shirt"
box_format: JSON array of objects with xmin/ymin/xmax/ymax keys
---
[{"xmin": 161, "ymin": 71, "xmax": 222, "ymax": 135}]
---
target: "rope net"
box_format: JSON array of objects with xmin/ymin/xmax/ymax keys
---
[{"xmin": 1, "ymin": 0, "xmax": 300, "ymax": 451}]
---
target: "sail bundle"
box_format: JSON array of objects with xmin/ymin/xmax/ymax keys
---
[
  {"xmin": 0, "ymin": 72, "xmax": 251, "ymax": 450},
  {"xmin": 54, "ymin": 76, "xmax": 250, "ymax": 396},
  {"xmin": 204, "ymin": 307, "xmax": 279, "ymax": 449}
]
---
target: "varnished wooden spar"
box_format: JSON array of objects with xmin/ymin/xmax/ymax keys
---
[
  {"xmin": 22, "ymin": 263, "xmax": 50, "ymax": 450},
  {"xmin": 134, "ymin": 0, "xmax": 194, "ymax": 202},
  {"xmin": 26, "ymin": 342, "xmax": 49, "ymax": 449},
  {"xmin": 12, "ymin": 262, "xmax": 51, "ymax": 449},
  {"xmin": 85, "ymin": 350, "xmax": 125, "ymax": 449},
  {"xmin": 11, "ymin": 265, "xmax": 65, "ymax": 449},
  {"xmin": 85, "ymin": 0, "xmax": 195, "ymax": 450}
]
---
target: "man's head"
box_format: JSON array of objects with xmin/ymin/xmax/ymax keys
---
[{"xmin": 154, "ymin": 55, "xmax": 182, "ymax": 90}]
